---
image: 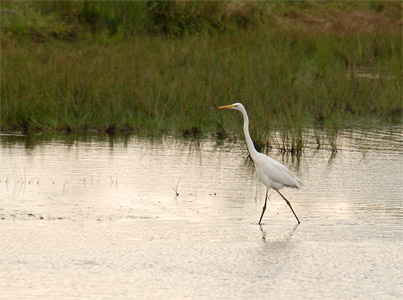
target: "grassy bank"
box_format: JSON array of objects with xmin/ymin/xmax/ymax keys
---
[{"xmin": 1, "ymin": 1, "xmax": 402, "ymax": 151}]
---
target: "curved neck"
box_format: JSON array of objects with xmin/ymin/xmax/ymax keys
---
[{"xmin": 240, "ymin": 108, "xmax": 259, "ymax": 160}]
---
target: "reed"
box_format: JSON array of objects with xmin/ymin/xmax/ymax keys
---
[{"xmin": 1, "ymin": 1, "xmax": 401, "ymax": 152}]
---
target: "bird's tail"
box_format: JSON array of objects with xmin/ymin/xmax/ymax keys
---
[{"xmin": 294, "ymin": 175, "xmax": 303, "ymax": 189}]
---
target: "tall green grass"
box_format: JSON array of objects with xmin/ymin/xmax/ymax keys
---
[
  {"xmin": 2, "ymin": 1, "xmax": 401, "ymax": 38},
  {"xmin": 0, "ymin": 1, "xmax": 266, "ymax": 39},
  {"xmin": 2, "ymin": 31, "xmax": 401, "ymax": 127},
  {"xmin": 1, "ymin": 1, "xmax": 402, "ymax": 152}
]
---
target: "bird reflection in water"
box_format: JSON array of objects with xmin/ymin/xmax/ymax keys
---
[{"xmin": 260, "ymin": 224, "xmax": 299, "ymax": 243}]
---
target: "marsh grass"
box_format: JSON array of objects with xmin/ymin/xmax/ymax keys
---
[{"xmin": 1, "ymin": 1, "xmax": 402, "ymax": 152}]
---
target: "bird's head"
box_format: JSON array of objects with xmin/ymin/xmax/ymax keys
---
[{"xmin": 218, "ymin": 102, "xmax": 245, "ymax": 112}]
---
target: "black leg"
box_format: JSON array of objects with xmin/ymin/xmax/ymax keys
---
[
  {"xmin": 258, "ymin": 188, "xmax": 269, "ymax": 225},
  {"xmin": 275, "ymin": 189, "xmax": 300, "ymax": 224}
]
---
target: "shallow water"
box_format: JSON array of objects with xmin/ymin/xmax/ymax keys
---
[{"xmin": 0, "ymin": 129, "xmax": 402, "ymax": 299}]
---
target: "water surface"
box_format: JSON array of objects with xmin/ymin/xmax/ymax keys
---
[{"xmin": 0, "ymin": 129, "xmax": 402, "ymax": 299}]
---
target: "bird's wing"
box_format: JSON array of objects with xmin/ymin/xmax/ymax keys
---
[{"xmin": 255, "ymin": 154, "xmax": 302, "ymax": 189}]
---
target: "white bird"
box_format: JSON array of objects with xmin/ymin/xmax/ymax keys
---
[{"xmin": 218, "ymin": 103, "xmax": 301, "ymax": 224}]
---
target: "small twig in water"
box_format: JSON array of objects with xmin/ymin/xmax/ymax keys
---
[
  {"xmin": 360, "ymin": 147, "xmax": 367, "ymax": 161},
  {"xmin": 173, "ymin": 176, "xmax": 181, "ymax": 197}
]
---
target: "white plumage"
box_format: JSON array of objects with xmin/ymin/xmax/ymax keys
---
[
  {"xmin": 219, "ymin": 102, "xmax": 301, "ymax": 224},
  {"xmin": 254, "ymin": 153, "xmax": 302, "ymax": 190}
]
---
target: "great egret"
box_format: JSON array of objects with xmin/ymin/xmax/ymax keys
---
[{"xmin": 218, "ymin": 103, "xmax": 301, "ymax": 224}]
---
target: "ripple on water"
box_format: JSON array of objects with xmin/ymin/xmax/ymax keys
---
[{"xmin": 0, "ymin": 129, "xmax": 402, "ymax": 299}]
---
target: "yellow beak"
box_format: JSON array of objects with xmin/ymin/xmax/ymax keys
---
[{"xmin": 218, "ymin": 104, "xmax": 236, "ymax": 109}]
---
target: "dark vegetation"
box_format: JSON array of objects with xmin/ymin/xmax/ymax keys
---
[{"xmin": 1, "ymin": 1, "xmax": 402, "ymax": 152}]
